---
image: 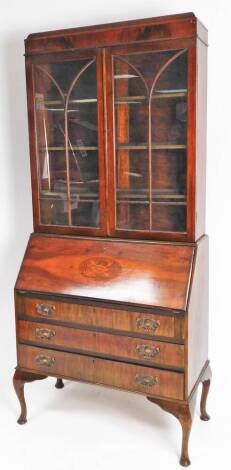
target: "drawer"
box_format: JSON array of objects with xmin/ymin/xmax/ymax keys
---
[
  {"xmin": 18, "ymin": 320, "xmax": 184, "ymax": 368},
  {"xmin": 18, "ymin": 344, "xmax": 184, "ymax": 400},
  {"xmin": 16, "ymin": 295, "xmax": 184, "ymax": 340}
]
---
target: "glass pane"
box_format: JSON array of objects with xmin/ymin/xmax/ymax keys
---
[
  {"xmin": 40, "ymin": 198, "xmax": 68, "ymax": 226},
  {"xmin": 114, "ymin": 58, "xmax": 149, "ymax": 230},
  {"xmin": 151, "ymin": 52, "xmax": 187, "ymax": 232},
  {"xmin": 34, "ymin": 58, "xmax": 100, "ymax": 227},
  {"xmin": 117, "ymin": 202, "xmax": 149, "ymax": 230},
  {"xmin": 67, "ymin": 61, "xmax": 99, "ymax": 227},
  {"xmin": 152, "ymin": 205, "xmax": 186, "ymax": 232},
  {"xmin": 113, "ymin": 50, "xmax": 187, "ymax": 233}
]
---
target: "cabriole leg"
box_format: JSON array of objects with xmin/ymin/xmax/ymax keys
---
[
  {"xmin": 147, "ymin": 395, "xmax": 196, "ymax": 467},
  {"xmin": 178, "ymin": 407, "xmax": 193, "ymax": 466},
  {"xmin": 13, "ymin": 369, "xmax": 47, "ymax": 425}
]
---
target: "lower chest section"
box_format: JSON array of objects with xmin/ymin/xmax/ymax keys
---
[{"xmin": 15, "ymin": 294, "xmax": 186, "ymax": 401}]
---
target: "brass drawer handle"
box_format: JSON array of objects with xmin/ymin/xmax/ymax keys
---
[
  {"xmin": 136, "ymin": 344, "xmax": 160, "ymax": 359},
  {"xmin": 36, "ymin": 303, "xmax": 56, "ymax": 317},
  {"xmin": 35, "ymin": 355, "xmax": 55, "ymax": 368},
  {"xmin": 136, "ymin": 317, "xmax": 160, "ymax": 332},
  {"xmin": 135, "ymin": 374, "xmax": 158, "ymax": 387},
  {"xmin": 35, "ymin": 328, "xmax": 56, "ymax": 341}
]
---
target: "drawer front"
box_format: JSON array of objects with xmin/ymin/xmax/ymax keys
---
[
  {"xmin": 18, "ymin": 344, "xmax": 184, "ymax": 400},
  {"xmin": 18, "ymin": 320, "xmax": 184, "ymax": 368},
  {"xmin": 17, "ymin": 296, "xmax": 184, "ymax": 340}
]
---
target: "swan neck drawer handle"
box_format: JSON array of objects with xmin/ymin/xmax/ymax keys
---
[
  {"xmin": 135, "ymin": 374, "xmax": 158, "ymax": 387},
  {"xmin": 35, "ymin": 328, "xmax": 56, "ymax": 341},
  {"xmin": 35, "ymin": 355, "xmax": 55, "ymax": 368},
  {"xmin": 36, "ymin": 303, "xmax": 56, "ymax": 317},
  {"xmin": 136, "ymin": 318, "xmax": 160, "ymax": 331},
  {"xmin": 136, "ymin": 345, "xmax": 160, "ymax": 358}
]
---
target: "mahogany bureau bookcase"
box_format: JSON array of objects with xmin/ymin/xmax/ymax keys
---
[{"xmin": 13, "ymin": 12, "xmax": 211, "ymax": 466}]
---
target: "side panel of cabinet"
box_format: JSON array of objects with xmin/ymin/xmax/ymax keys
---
[
  {"xmin": 104, "ymin": 38, "xmax": 197, "ymax": 241},
  {"xmin": 186, "ymin": 235, "xmax": 209, "ymax": 396},
  {"xmin": 25, "ymin": 49, "xmax": 107, "ymax": 236},
  {"xmin": 195, "ymin": 39, "xmax": 208, "ymax": 240}
]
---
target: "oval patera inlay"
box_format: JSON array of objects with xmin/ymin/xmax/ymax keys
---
[{"xmin": 79, "ymin": 257, "xmax": 121, "ymax": 281}]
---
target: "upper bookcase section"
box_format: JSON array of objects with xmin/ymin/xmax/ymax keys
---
[
  {"xmin": 25, "ymin": 13, "xmax": 208, "ymax": 242},
  {"xmin": 25, "ymin": 13, "xmax": 208, "ymax": 54}
]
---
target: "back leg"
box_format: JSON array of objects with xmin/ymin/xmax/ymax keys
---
[
  {"xmin": 55, "ymin": 378, "xmax": 64, "ymax": 389},
  {"xmin": 200, "ymin": 364, "xmax": 212, "ymax": 421}
]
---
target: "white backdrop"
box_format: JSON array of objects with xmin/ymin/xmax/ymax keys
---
[{"xmin": 0, "ymin": 1, "xmax": 230, "ymax": 469}]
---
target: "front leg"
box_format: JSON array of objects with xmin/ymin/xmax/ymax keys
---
[
  {"xmin": 13, "ymin": 369, "xmax": 47, "ymax": 424},
  {"xmin": 147, "ymin": 394, "xmax": 196, "ymax": 467}
]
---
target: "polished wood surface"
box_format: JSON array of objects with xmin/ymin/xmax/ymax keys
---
[
  {"xmin": 25, "ymin": 13, "xmax": 207, "ymax": 55},
  {"xmin": 18, "ymin": 344, "xmax": 184, "ymax": 400},
  {"xmin": 13, "ymin": 13, "xmax": 210, "ymax": 467},
  {"xmin": 187, "ymin": 235, "xmax": 209, "ymax": 395},
  {"xmin": 16, "ymin": 234, "xmax": 194, "ymax": 310},
  {"xmin": 18, "ymin": 319, "xmax": 184, "ymax": 368},
  {"xmin": 147, "ymin": 391, "xmax": 196, "ymax": 466},
  {"xmin": 200, "ymin": 363, "xmax": 211, "ymax": 421},
  {"xmin": 13, "ymin": 369, "xmax": 47, "ymax": 424},
  {"xmin": 147, "ymin": 362, "xmax": 211, "ymax": 466},
  {"xmin": 24, "ymin": 12, "xmax": 208, "ymax": 242},
  {"xmin": 16, "ymin": 294, "xmax": 185, "ymax": 339}
]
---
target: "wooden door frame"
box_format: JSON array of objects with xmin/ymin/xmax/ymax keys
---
[
  {"xmin": 26, "ymin": 48, "xmax": 107, "ymax": 236},
  {"xmin": 104, "ymin": 37, "xmax": 196, "ymax": 242}
]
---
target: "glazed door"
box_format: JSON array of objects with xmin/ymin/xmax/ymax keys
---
[
  {"xmin": 28, "ymin": 49, "xmax": 106, "ymax": 235},
  {"xmin": 106, "ymin": 41, "xmax": 195, "ymax": 240}
]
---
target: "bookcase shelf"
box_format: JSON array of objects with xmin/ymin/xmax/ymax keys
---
[
  {"xmin": 117, "ymin": 144, "xmax": 186, "ymax": 150},
  {"xmin": 115, "ymin": 90, "xmax": 187, "ymax": 104}
]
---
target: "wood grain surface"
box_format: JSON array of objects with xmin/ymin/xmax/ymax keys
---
[
  {"xmin": 16, "ymin": 234, "xmax": 195, "ymax": 310},
  {"xmin": 18, "ymin": 319, "xmax": 184, "ymax": 368},
  {"xmin": 18, "ymin": 344, "xmax": 184, "ymax": 399},
  {"xmin": 17, "ymin": 294, "xmax": 182, "ymax": 339}
]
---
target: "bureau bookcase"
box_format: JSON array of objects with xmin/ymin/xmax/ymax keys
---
[{"xmin": 13, "ymin": 12, "xmax": 211, "ymax": 466}]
